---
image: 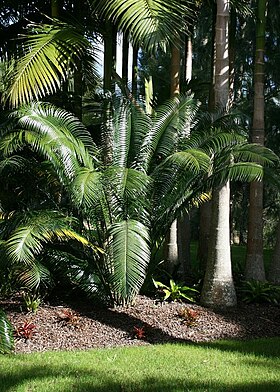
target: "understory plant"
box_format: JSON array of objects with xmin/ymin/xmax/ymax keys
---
[
  {"xmin": 239, "ymin": 280, "xmax": 280, "ymax": 304},
  {"xmin": 0, "ymin": 96, "xmax": 276, "ymax": 306},
  {"xmin": 153, "ymin": 278, "xmax": 199, "ymax": 302}
]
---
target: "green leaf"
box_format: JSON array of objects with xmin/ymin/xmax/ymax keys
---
[
  {"xmin": 106, "ymin": 220, "xmax": 150, "ymax": 305},
  {"xmin": 4, "ymin": 23, "xmax": 95, "ymax": 107},
  {"xmin": 0, "ymin": 310, "xmax": 14, "ymax": 354}
]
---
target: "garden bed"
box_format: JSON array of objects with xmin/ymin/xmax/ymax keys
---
[{"xmin": 1, "ymin": 295, "xmax": 280, "ymax": 354}]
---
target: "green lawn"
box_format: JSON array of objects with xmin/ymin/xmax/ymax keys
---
[{"xmin": 1, "ymin": 338, "xmax": 280, "ymax": 391}]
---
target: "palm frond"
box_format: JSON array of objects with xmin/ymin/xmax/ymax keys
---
[
  {"xmin": 106, "ymin": 219, "xmax": 150, "ymax": 305},
  {"xmin": 16, "ymin": 262, "xmax": 53, "ymax": 292},
  {"xmin": 112, "ymin": 101, "xmax": 132, "ymax": 167},
  {"xmin": 136, "ymin": 95, "xmax": 197, "ymax": 172},
  {"xmin": 4, "ymin": 23, "xmax": 95, "ymax": 107},
  {"xmin": 0, "ymin": 310, "xmax": 14, "ymax": 354},
  {"xmin": 97, "ymin": 0, "xmax": 194, "ymax": 50},
  {"xmin": 5, "ymin": 211, "xmax": 98, "ymax": 266},
  {"xmin": 71, "ymin": 168, "xmax": 103, "ymax": 209}
]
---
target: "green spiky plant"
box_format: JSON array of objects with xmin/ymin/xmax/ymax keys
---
[
  {"xmin": 0, "ymin": 310, "xmax": 14, "ymax": 354},
  {"xmin": 0, "ymin": 96, "xmax": 277, "ymax": 306}
]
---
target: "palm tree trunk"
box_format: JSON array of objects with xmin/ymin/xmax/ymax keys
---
[
  {"xmin": 245, "ymin": 0, "xmax": 267, "ymax": 281},
  {"xmin": 200, "ymin": 183, "xmax": 236, "ymax": 307},
  {"xmin": 268, "ymin": 220, "xmax": 280, "ymax": 284},
  {"xmin": 165, "ymin": 38, "xmax": 181, "ymax": 272},
  {"xmin": 51, "ymin": 0, "xmax": 60, "ymax": 18},
  {"xmin": 197, "ymin": 3, "xmax": 216, "ymax": 270},
  {"xmin": 103, "ymin": 22, "xmax": 117, "ymax": 91},
  {"xmin": 132, "ymin": 45, "xmax": 139, "ymax": 96},
  {"xmin": 122, "ymin": 32, "xmax": 129, "ymax": 86},
  {"xmin": 201, "ymin": 0, "xmax": 237, "ymax": 308}
]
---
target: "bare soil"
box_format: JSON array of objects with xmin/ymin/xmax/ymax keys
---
[{"xmin": 1, "ymin": 295, "xmax": 280, "ymax": 354}]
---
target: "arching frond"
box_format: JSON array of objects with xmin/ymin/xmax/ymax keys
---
[
  {"xmin": 112, "ymin": 101, "xmax": 132, "ymax": 167},
  {"xmin": 4, "ymin": 23, "xmax": 96, "ymax": 107},
  {"xmin": 71, "ymin": 168, "xmax": 103, "ymax": 209},
  {"xmin": 12, "ymin": 103, "xmax": 98, "ymax": 164},
  {"xmin": 5, "ymin": 211, "xmax": 99, "ymax": 266},
  {"xmin": 97, "ymin": 0, "xmax": 194, "ymax": 50},
  {"xmin": 135, "ymin": 95, "xmax": 197, "ymax": 172},
  {"xmin": 16, "ymin": 262, "xmax": 53, "ymax": 292},
  {"xmin": 105, "ymin": 219, "xmax": 150, "ymax": 305}
]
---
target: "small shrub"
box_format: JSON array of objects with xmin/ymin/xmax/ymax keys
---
[
  {"xmin": 22, "ymin": 292, "xmax": 41, "ymax": 313},
  {"xmin": 15, "ymin": 321, "xmax": 36, "ymax": 340},
  {"xmin": 133, "ymin": 326, "xmax": 145, "ymax": 339},
  {"xmin": 178, "ymin": 307, "xmax": 199, "ymax": 326},
  {"xmin": 239, "ymin": 280, "xmax": 280, "ymax": 304},
  {"xmin": 56, "ymin": 309, "xmax": 80, "ymax": 328},
  {"xmin": 153, "ymin": 279, "xmax": 198, "ymax": 302}
]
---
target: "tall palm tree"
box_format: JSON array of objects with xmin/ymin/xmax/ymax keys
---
[
  {"xmin": 245, "ymin": 0, "xmax": 268, "ymax": 281},
  {"xmin": 200, "ymin": 0, "xmax": 235, "ymax": 308}
]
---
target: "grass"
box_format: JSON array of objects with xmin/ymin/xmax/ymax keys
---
[
  {"xmin": 0, "ymin": 338, "xmax": 280, "ymax": 391},
  {"xmin": 190, "ymin": 242, "xmax": 273, "ymax": 276}
]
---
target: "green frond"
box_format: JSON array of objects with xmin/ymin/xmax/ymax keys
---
[
  {"xmin": 0, "ymin": 310, "xmax": 14, "ymax": 354},
  {"xmin": 13, "ymin": 103, "xmax": 98, "ymax": 165},
  {"xmin": 71, "ymin": 168, "xmax": 103, "ymax": 209},
  {"xmin": 0, "ymin": 155, "xmax": 28, "ymax": 174},
  {"xmin": 103, "ymin": 167, "xmax": 151, "ymax": 223},
  {"xmin": 112, "ymin": 101, "xmax": 132, "ymax": 167},
  {"xmin": 227, "ymin": 162, "xmax": 264, "ymax": 183},
  {"xmin": 46, "ymin": 250, "xmax": 100, "ymax": 297},
  {"xmin": 16, "ymin": 262, "xmax": 53, "ymax": 292},
  {"xmin": 155, "ymin": 149, "xmax": 210, "ymax": 176},
  {"xmin": 232, "ymin": 143, "xmax": 279, "ymax": 166},
  {"xmin": 186, "ymin": 129, "xmax": 246, "ymax": 155},
  {"xmin": 4, "ymin": 23, "xmax": 94, "ymax": 107},
  {"xmin": 97, "ymin": 0, "xmax": 194, "ymax": 51},
  {"xmin": 106, "ymin": 219, "xmax": 150, "ymax": 305},
  {"xmin": 136, "ymin": 95, "xmax": 197, "ymax": 172},
  {"xmin": 5, "ymin": 211, "xmax": 99, "ymax": 266}
]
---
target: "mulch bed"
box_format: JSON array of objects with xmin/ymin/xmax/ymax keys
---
[{"xmin": 1, "ymin": 295, "xmax": 280, "ymax": 354}]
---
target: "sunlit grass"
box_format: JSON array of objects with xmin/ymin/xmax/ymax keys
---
[{"xmin": 0, "ymin": 338, "xmax": 279, "ymax": 391}]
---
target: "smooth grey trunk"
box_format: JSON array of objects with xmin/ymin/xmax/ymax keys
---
[
  {"xmin": 201, "ymin": 183, "xmax": 236, "ymax": 307},
  {"xmin": 165, "ymin": 38, "xmax": 181, "ymax": 270},
  {"xmin": 201, "ymin": 0, "xmax": 236, "ymax": 308},
  {"xmin": 268, "ymin": 220, "xmax": 280, "ymax": 284},
  {"xmin": 245, "ymin": 0, "xmax": 267, "ymax": 282},
  {"xmin": 177, "ymin": 33, "xmax": 193, "ymax": 278}
]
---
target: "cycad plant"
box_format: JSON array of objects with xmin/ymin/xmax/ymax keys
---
[{"xmin": 0, "ymin": 95, "xmax": 276, "ymax": 306}]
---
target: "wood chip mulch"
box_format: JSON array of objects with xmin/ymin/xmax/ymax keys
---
[{"xmin": 1, "ymin": 295, "xmax": 280, "ymax": 354}]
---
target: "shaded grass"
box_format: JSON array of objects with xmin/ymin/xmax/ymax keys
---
[{"xmin": 0, "ymin": 338, "xmax": 279, "ymax": 391}]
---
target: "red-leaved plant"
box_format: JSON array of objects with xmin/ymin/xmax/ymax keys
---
[
  {"xmin": 178, "ymin": 307, "xmax": 199, "ymax": 326},
  {"xmin": 133, "ymin": 326, "xmax": 145, "ymax": 339},
  {"xmin": 15, "ymin": 321, "xmax": 36, "ymax": 340}
]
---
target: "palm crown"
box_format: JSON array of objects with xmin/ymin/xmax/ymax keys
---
[{"xmin": 0, "ymin": 95, "xmax": 276, "ymax": 305}]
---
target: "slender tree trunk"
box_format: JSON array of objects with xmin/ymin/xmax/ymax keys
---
[
  {"xmin": 132, "ymin": 45, "xmax": 139, "ymax": 96},
  {"xmin": 201, "ymin": 0, "xmax": 237, "ymax": 309},
  {"xmin": 122, "ymin": 32, "xmax": 129, "ymax": 86},
  {"xmin": 104, "ymin": 22, "xmax": 117, "ymax": 91},
  {"xmin": 51, "ymin": 0, "xmax": 60, "ymax": 18},
  {"xmin": 201, "ymin": 183, "xmax": 236, "ymax": 307},
  {"xmin": 197, "ymin": 3, "xmax": 216, "ymax": 271},
  {"xmin": 268, "ymin": 220, "xmax": 280, "ymax": 284},
  {"xmin": 177, "ymin": 34, "xmax": 193, "ymax": 278},
  {"xmin": 165, "ymin": 38, "xmax": 181, "ymax": 272},
  {"xmin": 245, "ymin": 0, "xmax": 267, "ymax": 281},
  {"xmin": 73, "ymin": 0, "xmax": 83, "ymax": 119}
]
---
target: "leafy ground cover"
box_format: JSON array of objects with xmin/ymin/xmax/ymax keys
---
[{"xmin": 0, "ymin": 338, "xmax": 279, "ymax": 391}]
